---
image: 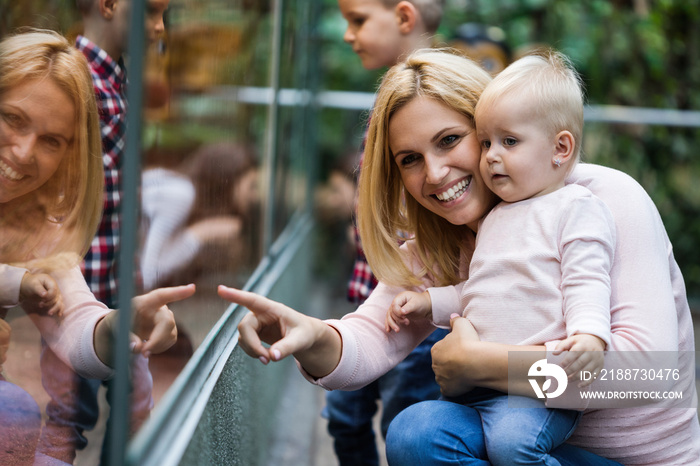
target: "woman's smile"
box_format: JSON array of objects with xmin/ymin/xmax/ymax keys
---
[{"xmin": 433, "ymin": 176, "xmax": 471, "ymax": 203}]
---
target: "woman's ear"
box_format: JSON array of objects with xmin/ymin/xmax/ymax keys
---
[
  {"xmin": 395, "ymin": 1, "xmax": 418, "ymax": 35},
  {"xmin": 552, "ymin": 130, "xmax": 575, "ymax": 167}
]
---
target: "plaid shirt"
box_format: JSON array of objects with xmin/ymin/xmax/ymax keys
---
[
  {"xmin": 76, "ymin": 36, "xmax": 127, "ymax": 308},
  {"xmin": 347, "ymin": 224, "xmax": 378, "ymax": 304},
  {"xmin": 347, "ymin": 121, "xmax": 379, "ymax": 305}
]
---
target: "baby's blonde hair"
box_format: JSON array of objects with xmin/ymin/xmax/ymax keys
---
[
  {"xmin": 0, "ymin": 29, "xmax": 103, "ymax": 270},
  {"xmin": 358, "ymin": 48, "xmax": 491, "ymax": 287},
  {"xmin": 476, "ymin": 49, "xmax": 584, "ymax": 161}
]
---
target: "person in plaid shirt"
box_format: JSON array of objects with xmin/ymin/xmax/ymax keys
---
[
  {"xmin": 322, "ymin": 2, "xmax": 449, "ymax": 464},
  {"xmin": 37, "ymin": 1, "xmax": 170, "ymax": 463}
]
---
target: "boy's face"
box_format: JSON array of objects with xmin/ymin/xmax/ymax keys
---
[
  {"xmin": 145, "ymin": 0, "xmax": 169, "ymax": 44},
  {"xmin": 476, "ymin": 93, "xmax": 566, "ymax": 203},
  {"xmin": 111, "ymin": 0, "xmax": 169, "ymax": 53},
  {"xmin": 338, "ymin": 0, "xmax": 404, "ymax": 70}
]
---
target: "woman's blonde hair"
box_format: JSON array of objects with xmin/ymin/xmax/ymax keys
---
[
  {"xmin": 0, "ymin": 29, "xmax": 103, "ymax": 269},
  {"xmin": 358, "ymin": 48, "xmax": 491, "ymax": 287}
]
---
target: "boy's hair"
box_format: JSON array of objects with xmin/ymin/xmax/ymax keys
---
[
  {"xmin": 75, "ymin": 0, "xmax": 95, "ymax": 15},
  {"xmin": 358, "ymin": 48, "xmax": 491, "ymax": 287},
  {"xmin": 0, "ymin": 29, "xmax": 103, "ymax": 267},
  {"xmin": 477, "ymin": 49, "xmax": 584, "ymax": 159},
  {"xmin": 382, "ymin": 0, "xmax": 444, "ymax": 34}
]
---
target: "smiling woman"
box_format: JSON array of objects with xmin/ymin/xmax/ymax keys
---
[
  {"xmin": 0, "ymin": 80, "xmax": 75, "ymax": 200},
  {"xmin": 0, "ymin": 29, "xmax": 195, "ymax": 464},
  {"xmin": 0, "ymin": 29, "xmax": 102, "ymax": 267}
]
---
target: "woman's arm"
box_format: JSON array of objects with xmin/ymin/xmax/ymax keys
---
[
  {"xmin": 223, "ymin": 240, "xmax": 442, "ymax": 390},
  {"xmin": 431, "ymin": 315, "xmax": 545, "ymax": 396},
  {"xmin": 27, "ymin": 266, "xmax": 195, "ymax": 379},
  {"xmin": 219, "ymin": 286, "xmax": 343, "ymax": 377}
]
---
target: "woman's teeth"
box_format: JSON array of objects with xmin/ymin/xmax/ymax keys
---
[
  {"xmin": 436, "ymin": 178, "xmax": 469, "ymax": 202},
  {"xmin": 0, "ymin": 160, "xmax": 24, "ymax": 181}
]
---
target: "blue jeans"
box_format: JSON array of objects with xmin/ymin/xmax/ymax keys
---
[
  {"xmin": 0, "ymin": 378, "xmax": 42, "ymax": 466},
  {"xmin": 324, "ymin": 328, "xmax": 449, "ymax": 466},
  {"xmin": 386, "ymin": 396, "xmax": 623, "ymax": 466}
]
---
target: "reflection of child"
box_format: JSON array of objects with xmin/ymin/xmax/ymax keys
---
[
  {"xmin": 140, "ymin": 142, "xmax": 259, "ymax": 289},
  {"xmin": 386, "ymin": 50, "xmax": 616, "ymax": 465}
]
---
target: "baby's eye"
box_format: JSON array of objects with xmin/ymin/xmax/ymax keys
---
[
  {"xmin": 504, "ymin": 137, "xmax": 517, "ymax": 146},
  {"xmin": 481, "ymin": 140, "xmax": 491, "ymax": 149}
]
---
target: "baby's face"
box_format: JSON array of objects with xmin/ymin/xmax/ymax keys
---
[
  {"xmin": 338, "ymin": 0, "xmax": 404, "ymax": 70},
  {"xmin": 476, "ymin": 94, "xmax": 568, "ymax": 203}
]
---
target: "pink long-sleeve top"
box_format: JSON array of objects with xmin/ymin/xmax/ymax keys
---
[
  {"xmin": 427, "ymin": 183, "xmax": 615, "ymax": 348},
  {"xmin": 1, "ymin": 264, "xmax": 113, "ymax": 380},
  {"xmin": 303, "ymin": 163, "xmax": 700, "ymax": 465}
]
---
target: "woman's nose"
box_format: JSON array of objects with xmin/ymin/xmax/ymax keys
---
[
  {"xmin": 11, "ymin": 133, "xmax": 36, "ymax": 163},
  {"xmin": 424, "ymin": 155, "xmax": 449, "ymax": 184}
]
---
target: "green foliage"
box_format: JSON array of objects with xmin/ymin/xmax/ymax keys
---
[{"xmin": 320, "ymin": 0, "xmax": 700, "ymax": 299}]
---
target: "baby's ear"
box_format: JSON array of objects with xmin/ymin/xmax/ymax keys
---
[
  {"xmin": 552, "ymin": 130, "xmax": 575, "ymax": 167},
  {"xmin": 395, "ymin": 1, "xmax": 418, "ymax": 34}
]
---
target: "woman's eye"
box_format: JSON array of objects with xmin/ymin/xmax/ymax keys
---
[
  {"xmin": 504, "ymin": 137, "xmax": 517, "ymax": 146},
  {"xmin": 2, "ymin": 112, "xmax": 23, "ymax": 128},
  {"xmin": 440, "ymin": 135, "xmax": 458, "ymax": 147},
  {"xmin": 41, "ymin": 136, "xmax": 61, "ymax": 149},
  {"xmin": 399, "ymin": 153, "xmax": 419, "ymax": 166}
]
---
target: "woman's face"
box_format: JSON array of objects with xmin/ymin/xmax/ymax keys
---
[
  {"xmin": 0, "ymin": 79, "xmax": 75, "ymax": 204},
  {"xmin": 389, "ymin": 96, "xmax": 498, "ymax": 231}
]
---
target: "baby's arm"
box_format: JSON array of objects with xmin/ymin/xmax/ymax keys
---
[
  {"xmin": 553, "ymin": 333, "xmax": 605, "ymax": 387},
  {"xmin": 385, "ymin": 290, "xmax": 432, "ymax": 333},
  {"xmin": 20, "ymin": 272, "xmax": 64, "ymax": 317}
]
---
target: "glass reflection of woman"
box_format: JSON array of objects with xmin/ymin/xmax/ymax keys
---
[{"xmin": 0, "ymin": 30, "xmax": 194, "ymax": 465}]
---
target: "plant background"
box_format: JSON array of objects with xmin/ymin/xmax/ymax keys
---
[{"xmin": 317, "ymin": 0, "xmax": 700, "ymax": 302}]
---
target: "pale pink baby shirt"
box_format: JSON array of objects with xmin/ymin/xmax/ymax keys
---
[{"xmin": 428, "ymin": 183, "xmax": 615, "ymax": 348}]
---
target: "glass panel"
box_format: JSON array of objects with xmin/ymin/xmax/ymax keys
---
[
  {"xmin": 0, "ymin": 0, "xmax": 281, "ymax": 463},
  {"xmin": 140, "ymin": 1, "xmax": 272, "ymax": 384}
]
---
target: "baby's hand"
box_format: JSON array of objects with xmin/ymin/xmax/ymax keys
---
[
  {"xmin": 20, "ymin": 272, "xmax": 64, "ymax": 317},
  {"xmin": 385, "ymin": 290, "xmax": 431, "ymax": 333},
  {"xmin": 552, "ymin": 333, "xmax": 606, "ymax": 387}
]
